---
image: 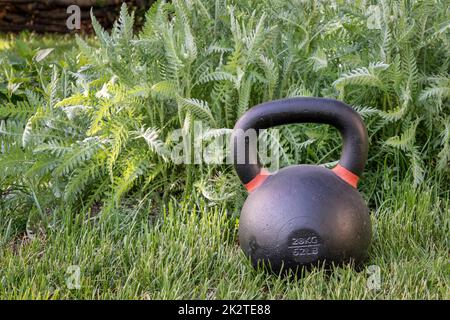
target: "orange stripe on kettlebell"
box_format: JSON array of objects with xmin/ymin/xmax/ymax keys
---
[
  {"xmin": 332, "ymin": 164, "xmax": 359, "ymax": 188},
  {"xmin": 245, "ymin": 169, "xmax": 270, "ymax": 192}
]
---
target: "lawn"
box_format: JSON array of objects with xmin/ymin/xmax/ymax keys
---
[
  {"xmin": 1, "ymin": 172, "xmax": 448, "ymax": 299},
  {"xmin": 0, "ymin": 1, "xmax": 449, "ymax": 299}
]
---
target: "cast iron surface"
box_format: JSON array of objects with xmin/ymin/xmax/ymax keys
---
[
  {"xmin": 232, "ymin": 97, "xmax": 371, "ymax": 273},
  {"xmin": 239, "ymin": 165, "xmax": 371, "ymax": 273},
  {"xmin": 231, "ymin": 97, "xmax": 368, "ymax": 184}
]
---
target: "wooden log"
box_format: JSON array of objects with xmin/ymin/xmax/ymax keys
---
[
  {"xmin": 0, "ymin": 0, "xmax": 153, "ymax": 33},
  {"xmin": 0, "ymin": 0, "xmax": 124, "ymax": 7}
]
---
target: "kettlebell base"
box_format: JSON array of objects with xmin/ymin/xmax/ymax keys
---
[
  {"xmin": 238, "ymin": 165, "xmax": 372, "ymax": 274},
  {"xmin": 250, "ymin": 253, "xmax": 370, "ymax": 276}
]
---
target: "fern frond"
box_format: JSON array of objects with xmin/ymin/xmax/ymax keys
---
[
  {"xmin": 206, "ymin": 43, "xmax": 233, "ymax": 55},
  {"xmin": 107, "ymin": 122, "xmax": 129, "ymax": 180},
  {"xmin": 25, "ymin": 156, "xmax": 59, "ymax": 179},
  {"xmin": 87, "ymin": 100, "xmax": 111, "ymax": 136},
  {"xmin": 46, "ymin": 66, "xmax": 59, "ymax": 109},
  {"xmin": 162, "ymin": 25, "xmax": 184, "ymax": 79},
  {"xmin": 0, "ymin": 120, "xmax": 23, "ymax": 152},
  {"xmin": 0, "ymin": 101, "xmax": 35, "ymax": 121},
  {"xmin": 369, "ymin": 61, "xmax": 389, "ymax": 71},
  {"xmin": 22, "ymin": 115, "xmax": 35, "ymax": 148},
  {"xmin": 379, "ymin": 105, "xmax": 407, "ymax": 122},
  {"xmin": 385, "ymin": 119, "xmax": 420, "ymax": 151},
  {"xmin": 75, "ymin": 35, "xmax": 96, "ymax": 61},
  {"xmin": 419, "ymin": 76, "xmax": 450, "ymax": 108},
  {"xmin": 53, "ymin": 138, "xmax": 102, "ymax": 177},
  {"xmin": 55, "ymin": 93, "xmax": 87, "ymax": 108},
  {"xmin": 183, "ymin": 22, "xmax": 197, "ymax": 61},
  {"xmin": 133, "ymin": 127, "xmax": 168, "ymax": 160},
  {"xmin": 352, "ymin": 105, "xmax": 380, "ymax": 118},
  {"xmin": 420, "ymin": 86, "xmax": 450, "ymax": 102},
  {"xmin": 198, "ymin": 71, "xmax": 235, "ymax": 84},
  {"xmin": 258, "ymin": 54, "xmax": 278, "ymax": 99},
  {"xmin": 333, "ymin": 66, "xmax": 384, "ymax": 90},
  {"xmin": 244, "ymin": 13, "xmax": 268, "ymax": 60},
  {"xmin": 113, "ymin": 3, "xmax": 135, "ymax": 42},
  {"xmin": 90, "ymin": 9, "xmax": 112, "ymax": 47},
  {"xmin": 402, "ymin": 49, "xmax": 418, "ymax": 86},
  {"xmin": 150, "ymin": 80, "xmax": 178, "ymax": 99},
  {"xmin": 0, "ymin": 147, "xmax": 31, "ymax": 179},
  {"xmin": 309, "ymin": 49, "xmax": 328, "ymax": 71},
  {"xmin": 64, "ymin": 161, "xmax": 105, "ymax": 203},
  {"xmin": 113, "ymin": 155, "xmax": 151, "ymax": 205},
  {"xmin": 237, "ymin": 77, "xmax": 252, "ymax": 117},
  {"xmin": 33, "ymin": 140, "xmax": 72, "ymax": 157},
  {"xmin": 25, "ymin": 89, "xmax": 43, "ymax": 108},
  {"xmin": 178, "ymin": 97, "xmax": 215, "ymax": 124}
]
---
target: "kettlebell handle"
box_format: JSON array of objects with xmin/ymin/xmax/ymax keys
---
[{"xmin": 231, "ymin": 97, "xmax": 368, "ymax": 190}]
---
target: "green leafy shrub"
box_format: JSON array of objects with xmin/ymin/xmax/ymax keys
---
[{"xmin": 1, "ymin": 0, "xmax": 449, "ymax": 216}]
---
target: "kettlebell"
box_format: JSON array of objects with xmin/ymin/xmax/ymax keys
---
[{"xmin": 231, "ymin": 97, "xmax": 371, "ymax": 273}]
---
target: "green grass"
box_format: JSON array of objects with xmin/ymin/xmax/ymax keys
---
[
  {"xmin": 1, "ymin": 172, "xmax": 448, "ymax": 299},
  {"xmin": 0, "ymin": 1, "xmax": 449, "ymax": 300}
]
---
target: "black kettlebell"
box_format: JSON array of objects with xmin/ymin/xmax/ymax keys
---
[{"xmin": 231, "ymin": 97, "xmax": 371, "ymax": 273}]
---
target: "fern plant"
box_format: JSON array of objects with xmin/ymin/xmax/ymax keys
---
[{"xmin": 1, "ymin": 0, "xmax": 449, "ymax": 218}]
